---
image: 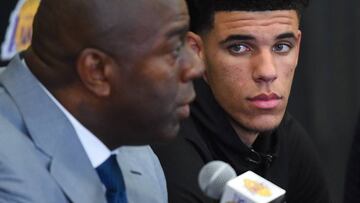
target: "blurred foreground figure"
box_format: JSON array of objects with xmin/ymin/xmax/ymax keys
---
[{"xmin": 0, "ymin": 0, "xmax": 203, "ymax": 202}]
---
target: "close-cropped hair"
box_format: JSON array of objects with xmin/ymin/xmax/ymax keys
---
[{"xmin": 186, "ymin": 0, "xmax": 309, "ymax": 34}]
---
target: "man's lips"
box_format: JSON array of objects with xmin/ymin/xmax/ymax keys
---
[
  {"xmin": 248, "ymin": 93, "xmax": 282, "ymax": 109},
  {"xmin": 177, "ymin": 104, "xmax": 190, "ymax": 119},
  {"xmin": 177, "ymin": 93, "xmax": 196, "ymax": 119}
]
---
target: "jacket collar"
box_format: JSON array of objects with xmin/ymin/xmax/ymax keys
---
[
  {"xmin": 186, "ymin": 79, "xmax": 280, "ymax": 175},
  {"xmin": 0, "ymin": 55, "xmax": 106, "ymax": 203}
]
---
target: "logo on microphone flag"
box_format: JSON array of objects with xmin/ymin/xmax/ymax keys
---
[
  {"xmin": 220, "ymin": 171, "xmax": 285, "ymax": 203},
  {"xmin": 243, "ymin": 178, "xmax": 272, "ymax": 197}
]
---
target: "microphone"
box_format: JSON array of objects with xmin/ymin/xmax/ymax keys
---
[
  {"xmin": 198, "ymin": 161, "xmax": 286, "ymax": 203},
  {"xmin": 198, "ymin": 160, "xmax": 237, "ymax": 199}
]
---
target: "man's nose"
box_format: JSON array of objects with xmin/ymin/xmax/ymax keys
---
[{"xmin": 252, "ymin": 50, "xmax": 278, "ymax": 83}]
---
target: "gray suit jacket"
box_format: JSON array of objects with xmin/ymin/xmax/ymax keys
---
[{"xmin": 0, "ymin": 55, "xmax": 167, "ymax": 203}]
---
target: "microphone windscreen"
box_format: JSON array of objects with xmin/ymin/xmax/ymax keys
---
[{"xmin": 198, "ymin": 160, "xmax": 236, "ymax": 199}]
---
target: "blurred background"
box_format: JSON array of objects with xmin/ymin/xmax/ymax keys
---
[
  {"xmin": 0, "ymin": 0, "xmax": 39, "ymax": 66},
  {"xmin": 1, "ymin": 0, "xmax": 359, "ymax": 202},
  {"xmin": 288, "ymin": 1, "xmax": 360, "ymax": 202}
]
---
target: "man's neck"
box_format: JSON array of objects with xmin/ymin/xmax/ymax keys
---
[{"xmin": 230, "ymin": 120, "xmax": 259, "ymax": 147}]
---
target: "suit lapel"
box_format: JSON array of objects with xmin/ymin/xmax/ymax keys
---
[{"xmin": 0, "ymin": 56, "xmax": 107, "ymax": 203}]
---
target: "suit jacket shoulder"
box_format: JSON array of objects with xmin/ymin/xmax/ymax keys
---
[
  {"xmin": 0, "ymin": 114, "xmax": 68, "ymax": 203},
  {"xmin": 117, "ymin": 145, "xmax": 168, "ymax": 203},
  {"xmin": 0, "ymin": 56, "xmax": 106, "ymax": 203}
]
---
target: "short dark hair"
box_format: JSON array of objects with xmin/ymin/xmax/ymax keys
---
[{"xmin": 186, "ymin": 0, "xmax": 309, "ymax": 34}]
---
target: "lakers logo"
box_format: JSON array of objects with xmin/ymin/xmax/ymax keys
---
[
  {"xmin": 243, "ymin": 178, "xmax": 272, "ymax": 197},
  {"xmin": 1, "ymin": 0, "xmax": 40, "ymax": 60}
]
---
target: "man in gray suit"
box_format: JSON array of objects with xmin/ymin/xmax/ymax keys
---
[{"xmin": 0, "ymin": 0, "xmax": 203, "ymax": 202}]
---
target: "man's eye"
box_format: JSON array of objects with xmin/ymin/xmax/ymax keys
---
[
  {"xmin": 273, "ymin": 43, "xmax": 292, "ymax": 53},
  {"xmin": 171, "ymin": 44, "xmax": 183, "ymax": 58},
  {"xmin": 171, "ymin": 41, "xmax": 185, "ymax": 59},
  {"xmin": 228, "ymin": 44, "xmax": 250, "ymax": 55}
]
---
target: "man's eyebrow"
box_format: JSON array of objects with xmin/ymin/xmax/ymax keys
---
[
  {"xmin": 276, "ymin": 32, "xmax": 296, "ymax": 40},
  {"xmin": 220, "ymin": 35, "xmax": 255, "ymax": 45},
  {"xmin": 166, "ymin": 24, "xmax": 189, "ymax": 39}
]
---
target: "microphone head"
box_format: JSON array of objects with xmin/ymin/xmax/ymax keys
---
[{"xmin": 198, "ymin": 160, "xmax": 236, "ymax": 199}]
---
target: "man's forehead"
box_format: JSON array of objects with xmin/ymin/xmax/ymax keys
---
[
  {"xmin": 213, "ymin": 10, "xmax": 299, "ymax": 29},
  {"xmin": 131, "ymin": 0, "xmax": 188, "ymax": 39},
  {"xmin": 207, "ymin": 10, "xmax": 300, "ymax": 42},
  {"xmin": 103, "ymin": 0, "xmax": 188, "ymax": 40},
  {"xmin": 157, "ymin": 0, "xmax": 187, "ymax": 12}
]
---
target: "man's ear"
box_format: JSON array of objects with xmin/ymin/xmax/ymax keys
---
[
  {"xmin": 76, "ymin": 48, "xmax": 111, "ymax": 97},
  {"xmin": 187, "ymin": 31, "xmax": 204, "ymax": 60},
  {"xmin": 294, "ymin": 30, "xmax": 302, "ymax": 67},
  {"xmin": 187, "ymin": 31, "xmax": 208, "ymax": 82}
]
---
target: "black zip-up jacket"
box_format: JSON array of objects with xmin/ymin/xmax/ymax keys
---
[{"xmin": 153, "ymin": 79, "xmax": 331, "ymax": 203}]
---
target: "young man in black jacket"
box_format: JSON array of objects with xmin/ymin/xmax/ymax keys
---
[{"xmin": 153, "ymin": 0, "xmax": 331, "ymax": 202}]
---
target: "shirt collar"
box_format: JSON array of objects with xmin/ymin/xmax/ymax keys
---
[{"xmin": 21, "ymin": 59, "xmax": 111, "ymax": 168}]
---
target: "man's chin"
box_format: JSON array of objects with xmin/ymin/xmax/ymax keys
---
[
  {"xmin": 245, "ymin": 120, "xmax": 282, "ymax": 133},
  {"xmin": 156, "ymin": 122, "xmax": 181, "ymax": 142},
  {"xmin": 237, "ymin": 115, "xmax": 283, "ymax": 133},
  {"xmin": 251, "ymin": 112, "xmax": 285, "ymax": 130}
]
